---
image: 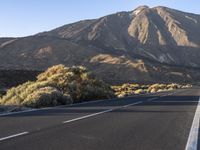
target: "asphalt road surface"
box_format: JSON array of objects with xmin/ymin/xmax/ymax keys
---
[{"xmin": 0, "ymin": 88, "xmax": 200, "ymax": 150}]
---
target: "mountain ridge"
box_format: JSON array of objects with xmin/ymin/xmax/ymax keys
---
[{"xmin": 1, "ymin": 6, "xmax": 200, "ymax": 85}]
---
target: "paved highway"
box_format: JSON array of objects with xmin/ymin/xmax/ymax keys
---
[{"xmin": 0, "ymin": 88, "xmax": 200, "ymax": 150}]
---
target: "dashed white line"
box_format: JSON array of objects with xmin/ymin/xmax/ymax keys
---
[
  {"xmin": 0, "ymin": 132, "xmax": 29, "ymax": 142},
  {"xmin": 63, "ymin": 109, "xmax": 113, "ymax": 124},
  {"xmin": 63, "ymin": 101, "xmax": 143, "ymax": 124},
  {"xmin": 147, "ymin": 97, "xmax": 158, "ymax": 102},
  {"xmin": 0, "ymin": 99, "xmax": 108, "ymax": 117},
  {"xmin": 0, "ymin": 90, "xmax": 183, "ymax": 117},
  {"xmin": 63, "ymin": 91, "xmax": 181, "ymax": 124},
  {"xmin": 121, "ymin": 101, "xmax": 143, "ymax": 108},
  {"xmin": 185, "ymin": 97, "xmax": 200, "ymax": 150},
  {"xmin": 0, "ymin": 90, "xmax": 184, "ymax": 142},
  {"xmin": 0, "ymin": 89, "xmax": 187, "ymax": 143}
]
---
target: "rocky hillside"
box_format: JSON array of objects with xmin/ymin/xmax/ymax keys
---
[
  {"xmin": 1, "ymin": 6, "xmax": 200, "ymax": 85},
  {"xmin": 39, "ymin": 6, "xmax": 200, "ymax": 67}
]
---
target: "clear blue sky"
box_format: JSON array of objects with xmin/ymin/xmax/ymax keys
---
[{"xmin": 0, "ymin": 0, "xmax": 199, "ymax": 37}]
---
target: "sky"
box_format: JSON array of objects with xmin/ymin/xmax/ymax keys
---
[{"xmin": 0, "ymin": 0, "xmax": 199, "ymax": 37}]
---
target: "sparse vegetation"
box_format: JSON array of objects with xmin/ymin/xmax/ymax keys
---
[
  {"xmin": 0, "ymin": 65, "xmax": 115, "ymax": 108},
  {"xmin": 112, "ymin": 83, "xmax": 192, "ymax": 98},
  {"xmin": 0, "ymin": 64, "xmax": 193, "ymax": 109}
]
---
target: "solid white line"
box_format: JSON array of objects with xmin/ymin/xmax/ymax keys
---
[
  {"xmin": 153, "ymin": 101, "xmax": 198, "ymax": 103},
  {"xmin": 0, "ymin": 100, "xmax": 108, "ymax": 117},
  {"xmin": 62, "ymin": 91, "xmax": 184, "ymax": 124},
  {"xmin": 0, "ymin": 89, "xmax": 185, "ymax": 117},
  {"xmin": 63, "ymin": 101, "xmax": 143, "ymax": 124},
  {"xmin": 0, "ymin": 109, "xmax": 37, "ymax": 117},
  {"xmin": 0, "ymin": 132, "xmax": 29, "ymax": 142},
  {"xmin": 146, "ymin": 90, "xmax": 187, "ymax": 103},
  {"xmin": 160, "ymin": 90, "xmax": 183, "ymax": 97},
  {"xmin": 0, "ymin": 90, "xmax": 185, "ymax": 117},
  {"xmin": 185, "ymin": 97, "xmax": 200, "ymax": 150}
]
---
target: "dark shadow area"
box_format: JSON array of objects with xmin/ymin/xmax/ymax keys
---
[{"xmin": 0, "ymin": 70, "xmax": 41, "ymax": 89}]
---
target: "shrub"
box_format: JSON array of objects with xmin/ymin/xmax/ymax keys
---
[
  {"xmin": 0, "ymin": 65, "xmax": 115, "ymax": 107},
  {"xmin": 134, "ymin": 89, "xmax": 145, "ymax": 94},
  {"xmin": 22, "ymin": 87, "xmax": 72, "ymax": 108},
  {"xmin": 167, "ymin": 83, "xmax": 179, "ymax": 89},
  {"xmin": 112, "ymin": 83, "xmax": 192, "ymax": 97},
  {"xmin": 182, "ymin": 84, "xmax": 192, "ymax": 88}
]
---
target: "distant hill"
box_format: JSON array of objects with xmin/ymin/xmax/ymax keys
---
[{"xmin": 1, "ymin": 6, "xmax": 200, "ymax": 85}]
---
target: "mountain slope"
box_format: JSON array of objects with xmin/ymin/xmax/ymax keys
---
[
  {"xmin": 39, "ymin": 6, "xmax": 200, "ymax": 67},
  {"xmin": 0, "ymin": 36, "xmax": 98, "ymax": 70},
  {"xmin": 1, "ymin": 6, "xmax": 200, "ymax": 85}
]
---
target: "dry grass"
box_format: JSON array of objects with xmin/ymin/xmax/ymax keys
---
[
  {"xmin": 0, "ymin": 65, "xmax": 114, "ymax": 108},
  {"xmin": 112, "ymin": 83, "xmax": 192, "ymax": 98},
  {"xmin": 0, "ymin": 64, "xmax": 193, "ymax": 108}
]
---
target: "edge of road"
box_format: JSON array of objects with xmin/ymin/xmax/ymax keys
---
[
  {"xmin": 0, "ymin": 87, "xmax": 197, "ymax": 145},
  {"xmin": 0, "ymin": 88, "xmax": 188, "ymax": 117}
]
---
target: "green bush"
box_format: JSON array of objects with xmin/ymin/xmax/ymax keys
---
[{"xmin": 0, "ymin": 65, "xmax": 115, "ymax": 107}]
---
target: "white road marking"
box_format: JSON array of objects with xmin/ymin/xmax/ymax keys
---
[
  {"xmin": 0, "ymin": 132, "xmax": 29, "ymax": 142},
  {"xmin": 0, "ymin": 109, "xmax": 37, "ymax": 117},
  {"xmin": 147, "ymin": 90, "xmax": 186, "ymax": 102},
  {"xmin": 121, "ymin": 101, "xmax": 143, "ymax": 108},
  {"xmin": 160, "ymin": 90, "xmax": 183, "ymax": 98},
  {"xmin": 63, "ymin": 90, "xmax": 184, "ymax": 124},
  {"xmin": 147, "ymin": 97, "xmax": 158, "ymax": 101},
  {"xmin": 63, "ymin": 101, "xmax": 143, "ymax": 124},
  {"xmin": 0, "ymin": 89, "xmax": 190, "ymax": 143},
  {"xmin": 0, "ymin": 92, "xmax": 150, "ymax": 117},
  {"xmin": 63, "ymin": 109, "xmax": 113, "ymax": 124},
  {"xmin": 153, "ymin": 101, "xmax": 198, "ymax": 103},
  {"xmin": 185, "ymin": 97, "xmax": 200, "ymax": 150},
  {"xmin": 0, "ymin": 90, "xmax": 184, "ymax": 117},
  {"xmin": 0, "ymin": 99, "xmax": 108, "ymax": 117}
]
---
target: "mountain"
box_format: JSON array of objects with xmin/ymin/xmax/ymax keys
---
[{"xmin": 1, "ymin": 6, "xmax": 200, "ymax": 86}]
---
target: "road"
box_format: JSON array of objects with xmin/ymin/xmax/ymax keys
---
[{"xmin": 0, "ymin": 88, "xmax": 200, "ymax": 150}]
